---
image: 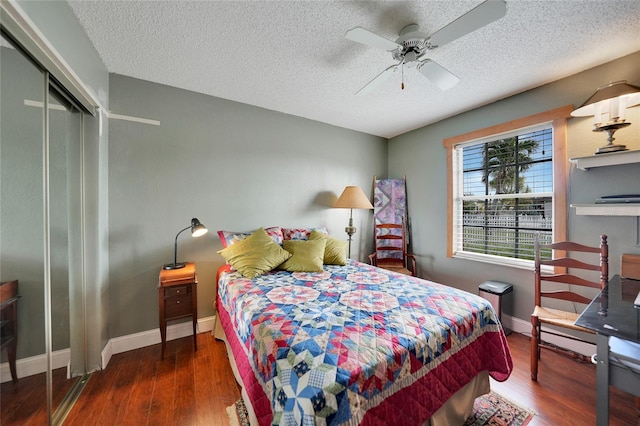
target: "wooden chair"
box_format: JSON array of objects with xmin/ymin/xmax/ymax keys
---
[
  {"xmin": 368, "ymin": 221, "xmax": 416, "ymax": 276},
  {"xmin": 530, "ymin": 234, "xmax": 608, "ymax": 381}
]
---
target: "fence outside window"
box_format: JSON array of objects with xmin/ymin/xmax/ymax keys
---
[{"xmin": 462, "ymin": 212, "xmax": 552, "ymax": 260}]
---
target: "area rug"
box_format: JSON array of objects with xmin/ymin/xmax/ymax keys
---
[
  {"xmin": 227, "ymin": 398, "xmax": 249, "ymax": 426},
  {"xmin": 463, "ymin": 391, "xmax": 535, "ymax": 426},
  {"xmin": 227, "ymin": 391, "xmax": 534, "ymax": 426}
]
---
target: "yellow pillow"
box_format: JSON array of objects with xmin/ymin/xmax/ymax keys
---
[
  {"xmin": 309, "ymin": 230, "xmax": 347, "ymax": 266},
  {"xmin": 217, "ymin": 227, "xmax": 291, "ymax": 278},
  {"xmin": 280, "ymin": 239, "xmax": 326, "ymax": 272}
]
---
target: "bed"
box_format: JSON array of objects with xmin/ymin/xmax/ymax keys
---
[{"xmin": 214, "ymin": 229, "xmax": 512, "ymax": 426}]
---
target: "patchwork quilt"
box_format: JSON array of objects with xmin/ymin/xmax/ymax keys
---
[{"xmin": 217, "ymin": 261, "xmax": 512, "ymax": 426}]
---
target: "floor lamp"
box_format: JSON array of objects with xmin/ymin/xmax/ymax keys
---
[{"xmin": 334, "ymin": 185, "xmax": 374, "ymax": 258}]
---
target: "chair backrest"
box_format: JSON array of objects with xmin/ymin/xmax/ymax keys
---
[
  {"xmin": 534, "ymin": 234, "xmax": 608, "ymax": 307},
  {"xmin": 373, "ymin": 222, "xmax": 408, "ymax": 267}
]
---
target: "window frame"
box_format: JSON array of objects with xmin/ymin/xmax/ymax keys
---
[{"xmin": 443, "ymin": 105, "xmax": 573, "ymax": 268}]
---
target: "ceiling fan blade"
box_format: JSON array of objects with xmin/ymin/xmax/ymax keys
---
[
  {"xmin": 355, "ymin": 64, "xmax": 399, "ymax": 96},
  {"xmin": 345, "ymin": 27, "xmax": 402, "ymax": 51},
  {"xmin": 418, "ymin": 60, "xmax": 460, "ymax": 91},
  {"xmin": 428, "ymin": 0, "xmax": 506, "ymax": 48}
]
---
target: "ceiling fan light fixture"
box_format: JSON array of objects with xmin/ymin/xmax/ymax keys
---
[{"xmin": 403, "ymin": 51, "xmax": 419, "ymax": 66}]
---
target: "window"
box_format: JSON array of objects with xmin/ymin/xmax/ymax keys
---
[{"xmin": 443, "ymin": 106, "xmax": 572, "ymax": 268}]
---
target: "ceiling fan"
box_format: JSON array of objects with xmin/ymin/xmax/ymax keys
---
[{"xmin": 345, "ymin": 0, "xmax": 506, "ymax": 95}]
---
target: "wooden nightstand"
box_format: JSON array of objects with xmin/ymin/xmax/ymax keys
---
[{"xmin": 158, "ymin": 262, "xmax": 198, "ymax": 359}]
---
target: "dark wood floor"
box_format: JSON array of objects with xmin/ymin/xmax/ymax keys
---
[
  {"xmin": 5, "ymin": 331, "xmax": 637, "ymax": 425},
  {"xmin": 64, "ymin": 333, "xmax": 241, "ymax": 426},
  {"xmin": 1, "ymin": 366, "xmax": 76, "ymax": 425},
  {"xmin": 492, "ymin": 333, "xmax": 636, "ymax": 426}
]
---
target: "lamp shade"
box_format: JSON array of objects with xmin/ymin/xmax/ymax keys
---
[
  {"xmin": 191, "ymin": 218, "xmax": 208, "ymax": 237},
  {"xmin": 571, "ymin": 80, "xmax": 640, "ymax": 121},
  {"xmin": 334, "ymin": 186, "xmax": 374, "ymax": 209}
]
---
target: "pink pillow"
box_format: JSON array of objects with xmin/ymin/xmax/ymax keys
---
[
  {"xmin": 217, "ymin": 226, "xmax": 284, "ymax": 248},
  {"xmin": 282, "ymin": 227, "xmax": 328, "ymax": 241}
]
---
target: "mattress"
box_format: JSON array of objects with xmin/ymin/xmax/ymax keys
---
[{"xmin": 216, "ymin": 260, "xmax": 512, "ymax": 425}]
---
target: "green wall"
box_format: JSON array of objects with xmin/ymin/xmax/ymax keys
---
[
  {"xmin": 107, "ymin": 74, "xmax": 388, "ymax": 337},
  {"xmin": 388, "ymin": 51, "xmax": 640, "ymax": 326}
]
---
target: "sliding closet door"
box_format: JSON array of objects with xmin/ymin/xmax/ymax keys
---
[
  {"xmin": 48, "ymin": 86, "xmax": 84, "ymax": 390},
  {"xmin": 0, "ymin": 32, "xmax": 48, "ymax": 420},
  {"xmin": 1, "ymin": 32, "xmax": 87, "ymax": 424}
]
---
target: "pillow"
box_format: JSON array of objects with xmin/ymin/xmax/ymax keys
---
[
  {"xmin": 217, "ymin": 226, "xmax": 283, "ymax": 248},
  {"xmin": 282, "ymin": 227, "xmax": 328, "ymax": 241},
  {"xmin": 309, "ymin": 230, "xmax": 348, "ymax": 266},
  {"xmin": 279, "ymin": 239, "xmax": 326, "ymax": 272},
  {"xmin": 217, "ymin": 228, "xmax": 291, "ymax": 278}
]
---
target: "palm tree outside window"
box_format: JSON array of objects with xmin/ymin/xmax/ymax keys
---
[{"xmin": 459, "ymin": 131, "xmax": 552, "ymax": 261}]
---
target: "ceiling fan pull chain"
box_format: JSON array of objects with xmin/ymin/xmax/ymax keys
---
[{"xmin": 401, "ymin": 63, "xmax": 405, "ymax": 90}]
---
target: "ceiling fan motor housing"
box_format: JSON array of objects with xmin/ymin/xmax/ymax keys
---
[{"xmin": 392, "ymin": 24, "xmax": 433, "ymax": 63}]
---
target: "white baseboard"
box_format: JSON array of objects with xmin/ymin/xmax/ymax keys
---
[
  {"xmin": 0, "ymin": 348, "xmax": 70, "ymax": 384},
  {"xmin": 502, "ymin": 314, "xmax": 596, "ymax": 357},
  {"xmin": 1, "ymin": 316, "xmax": 216, "ymax": 382},
  {"xmin": 101, "ymin": 315, "xmax": 216, "ymax": 368},
  {"xmin": 4, "ymin": 313, "xmax": 593, "ymax": 382}
]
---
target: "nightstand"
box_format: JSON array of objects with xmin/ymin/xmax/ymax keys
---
[{"xmin": 158, "ymin": 262, "xmax": 198, "ymax": 359}]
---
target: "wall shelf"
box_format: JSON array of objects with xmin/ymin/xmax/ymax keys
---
[
  {"xmin": 569, "ymin": 150, "xmax": 640, "ymax": 171},
  {"xmin": 571, "ymin": 203, "xmax": 640, "ymax": 216}
]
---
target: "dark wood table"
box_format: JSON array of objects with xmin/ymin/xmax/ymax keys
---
[{"xmin": 575, "ymin": 274, "xmax": 640, "ymax": 426}]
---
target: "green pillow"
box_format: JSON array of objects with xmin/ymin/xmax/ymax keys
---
[
  {"xmin": 280, "ymin": 239, "xmax": 326, "ymax": 272},
  {"xmin": 309, "ymin": 230, "xmax": 347, "ymax": 266},
  {"xmin": 217, "ymin": 227, "xmax": 291, "ymax": 278}
]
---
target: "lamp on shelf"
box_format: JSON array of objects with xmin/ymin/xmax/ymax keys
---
[
  {"xmin": 571, "ymin": 80, "xmax": 640, "ymax": 154},
  {"xmin": 163, "ymin": 217, "xmax": 208, "ymax": 270},
  {"xmin": 334, "ymin": 185, "xmax": 374, "ymax": 258}
]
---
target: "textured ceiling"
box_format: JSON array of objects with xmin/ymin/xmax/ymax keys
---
[{"xmin": 67, "ymin": 0, "xmax": 640, "ymax": 139}]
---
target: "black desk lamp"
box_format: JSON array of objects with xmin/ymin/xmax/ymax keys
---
[{"xmin": 163, "ymin": 217, "xmax": 208, "ymax": 270}]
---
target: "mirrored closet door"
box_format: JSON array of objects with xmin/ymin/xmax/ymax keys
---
[{"xmin": 1, "ymin": 30, "xmax": 87, "ymax": 425}]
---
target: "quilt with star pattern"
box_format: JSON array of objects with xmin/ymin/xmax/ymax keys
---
[{"xmin": 216, "ymin": 260, "xmax": 512, "ymax": 426}]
